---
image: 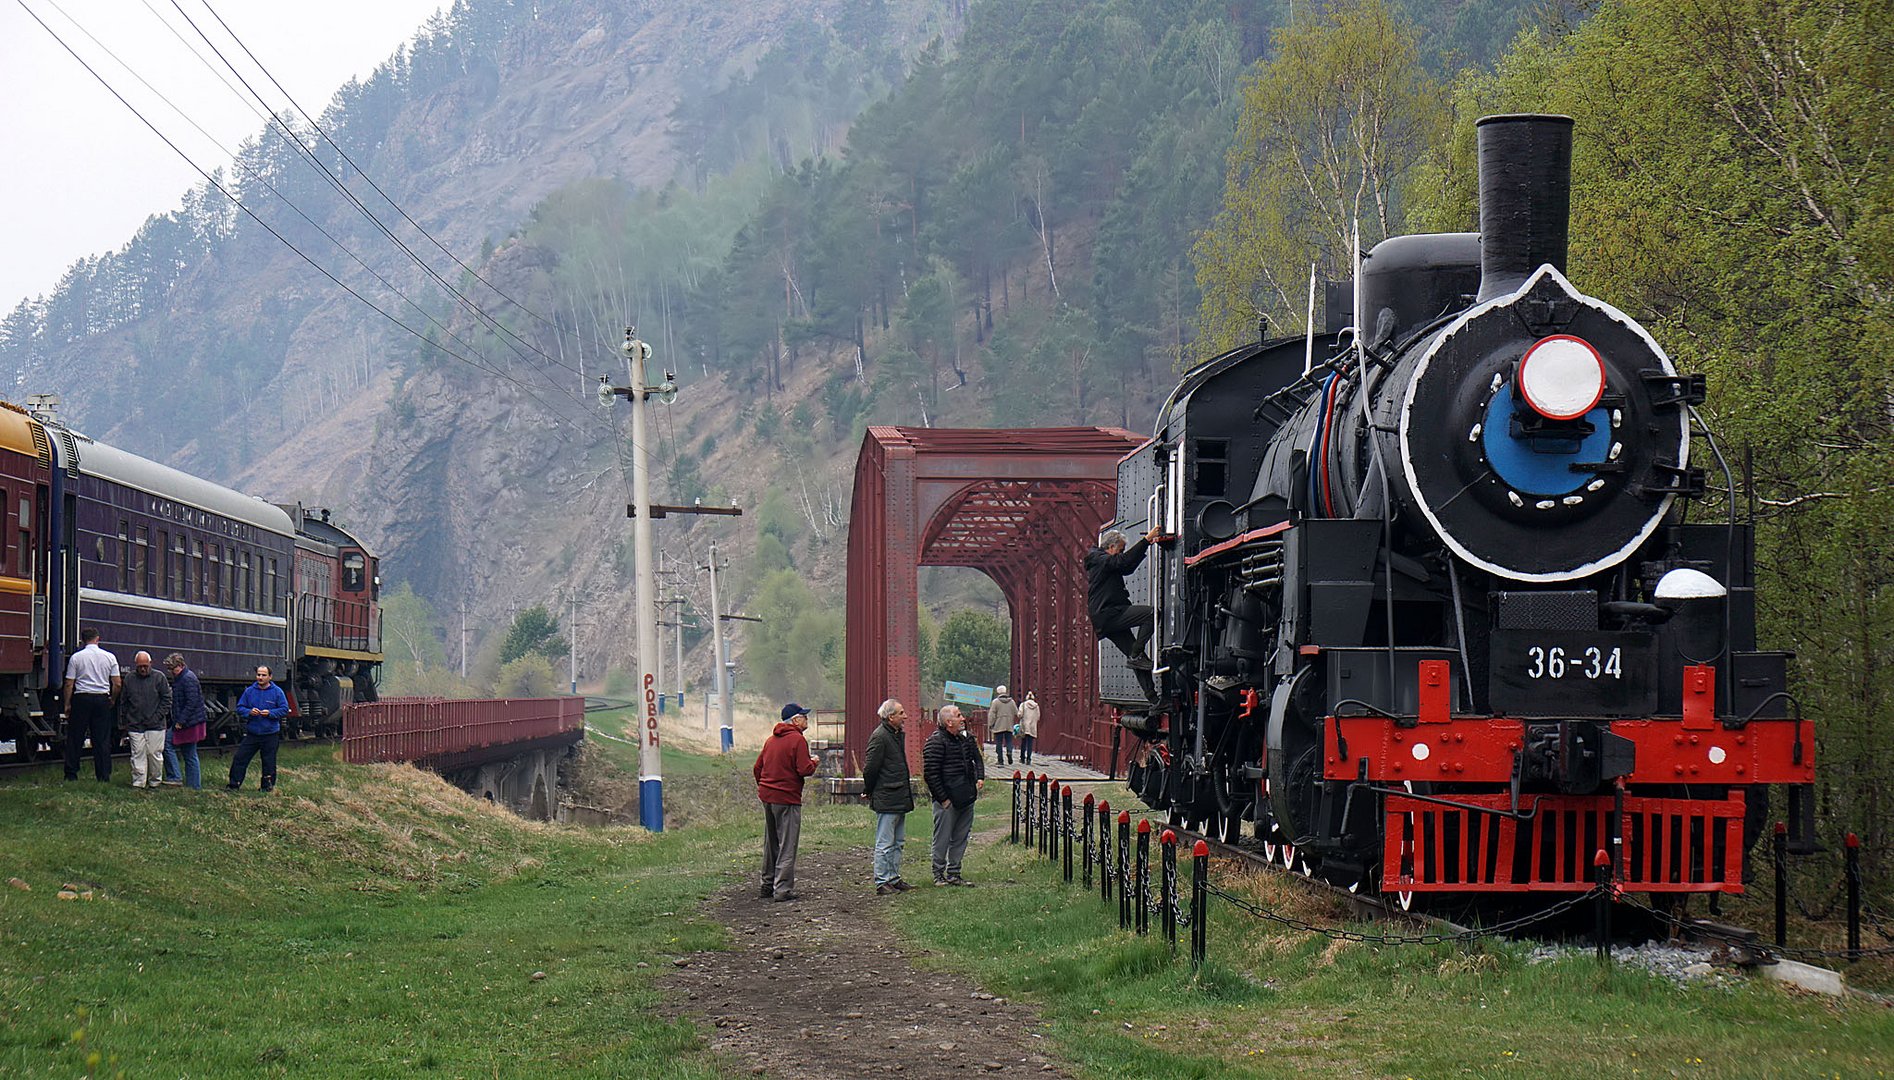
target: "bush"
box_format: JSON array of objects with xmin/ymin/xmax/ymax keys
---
[{"xmin": 494, "ymin": 654, "xmax": 561, "ymax": 698}]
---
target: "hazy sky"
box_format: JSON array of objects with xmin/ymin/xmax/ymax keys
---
[{"xmin": 1, "ymin": 0, "xmax": 446, "ymax": 310}]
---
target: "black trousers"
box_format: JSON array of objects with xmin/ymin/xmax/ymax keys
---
[
  {"xmin": 64, "ymin": 694, "xmax": 115, "ymax": 781},
  {"xmin": 228, "ymin": 731, "xmax": 280, "ymax": 790},
  {"xmin": 1097, "ymin": 603, "xmax": 1157, "ymax": 699}
]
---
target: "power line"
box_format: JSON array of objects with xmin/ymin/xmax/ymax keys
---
[
  {"xmin": 166, "ymin": 0, "xmax": 592, "ymax": 388},
  {"xmin": 194, "ymin": 0, "xmax": 620, "ymax": 358},
  {"xmin": 40, "ymin": 0, "xmax": 600, "ymax": 438},
  {"xmin": 13, "ymin": 0, "xmax": 601, "ymax": 441}
]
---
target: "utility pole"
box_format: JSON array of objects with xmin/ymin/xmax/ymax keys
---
[
  {"xmin": 704, "ymin": 541, "xmax": 734, "ymax": 753},
  {"xmin": 599, "ymin": 329, "xmax": 671, "ymax": 831},
  {"xmin": 567, "ymin": 595, "xmax": 579, "ymax": 696}
]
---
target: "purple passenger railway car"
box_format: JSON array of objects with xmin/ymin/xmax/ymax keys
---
[{"xmin": 47, "ymin": 422, "xmax": 297, "ymax": 720}]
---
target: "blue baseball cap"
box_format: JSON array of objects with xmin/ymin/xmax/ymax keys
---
[{"xmin": 781, "ymin": 703, "xmax": 810, "ymax": 721}]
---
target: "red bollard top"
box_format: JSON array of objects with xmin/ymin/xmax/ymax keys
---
[
  {"xmin": 1193, "ymin": 840, "xmax": 1210, "ymax": 857},
  {"xmin": 1083, "ymin": 792, "xmax": 1095, "ymax": 807},
  {"xmin": 1118, "ymin": 810, "xmax": 1131, "ymax": 824},
  {"xmin": 1593, "ymin": 849, "xmax": 1611, "ymax": 867},
  {"xmin": 1774, "ymin": 821, "xmax": 1787, "ymax": 835},
  {"xmin": 1160, "ymin": 829, "xmax": 1177, "ymax": 846},
  {"xmin": 1025, "ymin": 771, "xmax": 1036, "ymax": 782},
  {"xmin": 1137, "ymin": 818, "xmax": 1152, "ymax": 835},
  {"xmin": 1099, "ymin": 800, "xmax": 1110, "ymax": 815},
  {"xmin": 1013, "ymin": 770, "xmax": 1022, "ymax": 780},
  {"xmin": 1847, "ymin": 832, "xmax": 1861, "ymax": 849}
]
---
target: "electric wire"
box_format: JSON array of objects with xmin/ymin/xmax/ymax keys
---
[
  {"xmin": 12, "ymin": 0, "xmax": 599, "ymax": 442},
  {"xmin": 193, "ymin": 0, "xmax": 620, "ymax": 358},
  {"xmin": 165, "ymin": 0, "xmax": 594, "ymax": 389},
  {"xmin": 40, "ymin": 0, "xmax": 599, "ymax": 440}
]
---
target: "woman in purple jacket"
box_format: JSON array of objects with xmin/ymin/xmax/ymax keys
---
[{"xmin": 163, "ymin": 653, "xmax": 208, "ymax": 789}]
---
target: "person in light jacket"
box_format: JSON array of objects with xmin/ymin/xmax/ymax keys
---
[
  {"xmin": 988, "ymin": 686, "xmax": 1017, "ymax": 766},
  {"xmin": 1017, "ymin": 691, "xmax": 1041, "ymax": 765}
]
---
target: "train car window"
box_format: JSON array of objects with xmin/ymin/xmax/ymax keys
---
[
  {"xmin": 119, "ymin": 521, "xmax": 129, "ymax": 593},
  {"xmin": 157, "ymin": 531, "xmax": 168, "ymax": 598},
  {"xmin": 1194, "ymin": 439, "xmax": 1229, "ymax": 498},
  {"xmin": 133, "ymin": 526, "xmax": 150, "ymax": 596},
  {"xmin": 192, "ymin": 539, "xmax": 204, "ymax": 604},
  {"xmin": 16, "ymin": 496, "xmax": 29, "ymax": 583},
  {"xmin": 263, "ymin": 558, "xmax": 276, "ymax": 616},
  {"xmin": 170, "ymin": 534, "xmax": 184, "ymax": 598},
  {"xmin": 343, "ymin": 552, "xmax": 365, "ymax": 591},
  {"xmin": 186, "ymin": 539, "xmax": 198, "ymax": 604},
  {"xmin": 241, "ymin": 551, "xmax": 254, "ymax": 612},
  {"xmin": 209, "ymin": 544, "xmax": 222, "ymax": 606}
]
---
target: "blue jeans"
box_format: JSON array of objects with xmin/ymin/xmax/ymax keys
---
[
  {"xmin": 873, "ymin": 811, "xmax": 907, "ymax": 886},
  {"xmin": 171, "ymin": 737, "xmax": 201, "ymax": 789}
]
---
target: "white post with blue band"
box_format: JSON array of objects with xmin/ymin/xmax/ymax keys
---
[{"xmin": 626, "ymin": 329, "xmax": 664, "ymax": 832}]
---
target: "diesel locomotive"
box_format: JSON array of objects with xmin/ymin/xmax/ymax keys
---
[
  {"xmin": 1102, "ymin": 115, "xmax": 1815, "ymax": 901},
  {"xmin": 0, "ymin": 402, "xmax": 382, "ymax": 763}
]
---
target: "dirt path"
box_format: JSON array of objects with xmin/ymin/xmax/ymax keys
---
[{"xmin": 665, "ymin": 848, "xmax": 1072, "ymax": 1079}]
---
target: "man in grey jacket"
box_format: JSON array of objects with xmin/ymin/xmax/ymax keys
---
[{"xmin": 119, "ymin": 651, "xmax": 172, "ymax": 789}]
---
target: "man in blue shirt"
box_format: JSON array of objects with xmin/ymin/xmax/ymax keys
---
[{"xmin": 226, "ymin": 665, "xmax": 290, "ymax": 793}]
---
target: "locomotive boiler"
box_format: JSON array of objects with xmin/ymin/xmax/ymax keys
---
[{"xmin": 1103, "ymin": 115, "xmax": 1815, "ymax": 901}]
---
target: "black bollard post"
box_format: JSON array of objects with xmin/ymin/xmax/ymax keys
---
[
  {"xmin": 1160, "ymin": 829, "xmax": 1178, "ymax": 954},
  {"xmin": 1011, "ymin": 771, "xmax": 1022, "ymax": 845},
  {"xmin": 1099, "ymin": 800, "xmax": 1113, "ymax": 902},
  {"xmin": 1023, "ymin": 772, "xmax": 1036, "ymax": 849},
  {"xmin": 1847, "ymin": 832, "xmax": 1862, "ymax": 963},
  {"xmin": 1041, "ymin": 774, "xmax": 1054, "ymax": 857},
  {"xmin": 1190, "ymin": 840, "xmax": 1209, "ymax": 969},
  {"xmin": 1118, "ymin": 810, "xmax": 1132, "ymax": 929},
  {"xmin": 1593, "ymin": 849, "xmax": 1613, "ymax": 965},
  {"xmin": 1082, "ymin": 793, "xmax": 1095, "ymax": 890},
  {"xmin": 1774, "ymin": 821, "xmax": 1788, "ymax": 949},
  {"xmin": 1063, "ymin": 787, "xmax": 1075, "ymax": 883},
  {"xmin": 1136, "ymin": 819, "xmax": 1152, "ymax": 936}
]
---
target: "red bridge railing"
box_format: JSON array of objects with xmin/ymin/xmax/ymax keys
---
[{"xmin": 341, "ymin": 696, "xmax": 584, "ymax": 765}]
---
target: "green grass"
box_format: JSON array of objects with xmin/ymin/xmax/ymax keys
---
[
  {"xmin": 0, "ymin": 744, "xmax": 822, "ymax": 1078},
  {"xmin": 893, "ymin": 831, "xmax": 1894, "ymax": 1080}
]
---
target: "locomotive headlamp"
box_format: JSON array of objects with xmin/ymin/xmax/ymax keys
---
[
  {"xmin": 1517, "ymin": 334, "xmax": 1606, "ymax": 420},
  {"xmin": 1654, "ymin": 567, "xmax": 1726, "ymax": 601}
]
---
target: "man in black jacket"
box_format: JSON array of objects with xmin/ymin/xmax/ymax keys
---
[
  {"xmin": 862, "ymin": 699, "xmax": 916, "ymax": 895},
  {"xmin": 1085, "ymin": 527, "xmax": 1164, "ymax": 699},
  {"xmin": 922, "ymin": 704, "xmax": 985, "ymax": 886}
]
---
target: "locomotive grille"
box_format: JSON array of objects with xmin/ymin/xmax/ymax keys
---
[
  {"xmin": 28, "ymin": 422, "xmax": 51, "ymax": 467},
  {"xmin": 1493, "ymin": 590, "xmax": 1596, "ymax": 630}
]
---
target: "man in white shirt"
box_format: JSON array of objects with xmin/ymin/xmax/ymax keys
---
[{"xmin": 62, "ymin": 627, "xmax": 123, "ymax": 782}]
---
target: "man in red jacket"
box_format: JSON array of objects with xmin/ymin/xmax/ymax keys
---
[{"xmin": 754, "ymin": 703, "xmax": 820, "ymax": 902}]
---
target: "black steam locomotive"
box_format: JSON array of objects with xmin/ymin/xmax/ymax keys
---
[{"xmin": 1105, "ymin": 115, "xmax": 1815, "ymax": 901}]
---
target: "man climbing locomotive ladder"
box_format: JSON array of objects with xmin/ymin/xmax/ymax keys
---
[{"xmin": 1085, "ymin": 527, "xmax": 1164, "ymax": 701}]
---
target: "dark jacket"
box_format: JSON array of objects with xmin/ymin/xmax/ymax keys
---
[
  {"xmin": 753, "ymin": 722, "xmax": 818, "ymax": 805},
  {"xmin": 1084, "ymin": 538, "xmax": 1150, "ymax": 627},
  {"xmin": 922, "ymin": 726, "xmax": 985, "ymax": 809},
  {"xmin": 862, "ymin": 719, "xmax": 914, "ymax": 813},
  {"xmin": 118, "ymin": 668, "xmax": 172, "ymax": 732},
  {"xmin": 170, "ymin": 668, "xmax": 208, "ymax": 745}
]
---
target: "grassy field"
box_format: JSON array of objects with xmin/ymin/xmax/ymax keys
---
[
  {"xmin": 7, "ymin": 739, "xmax": 1892, "ymax": 1078},
  {"xmin": 894, "ymin": 829, "xmax": 1894, "ymax": 1080},
  {"xmin": 0, "ymin": 743, "xmax": 855, "ymax": 1078}
]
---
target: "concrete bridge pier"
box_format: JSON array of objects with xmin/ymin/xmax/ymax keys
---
[{"xmin": 445, "ymin": 745, "xmax": 572, "ymax": 822}]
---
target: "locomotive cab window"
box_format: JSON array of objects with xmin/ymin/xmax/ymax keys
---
[
  {"xmin": 16, "ymin": 496, "xmax": 29, "ymax": 584},
  {"xmin": 343, "ymin": 552, "xmax": 366, "ymax": 592},
  {"xmin": 1194, "ymin": 439, "xmax": 1229, "ymax": 498}
]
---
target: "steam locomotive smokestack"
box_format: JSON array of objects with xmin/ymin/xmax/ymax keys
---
[{"xmin": 1476, "ymin": 114, "xmax": 1573, "ymax": 302}]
